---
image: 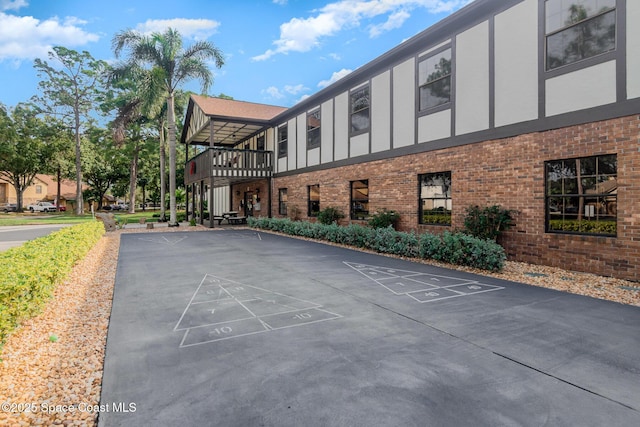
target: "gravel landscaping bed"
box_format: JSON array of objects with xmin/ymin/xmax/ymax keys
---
[{"xmin": 0, "ymin": 225, "xmax": 637, "ymax": 426}]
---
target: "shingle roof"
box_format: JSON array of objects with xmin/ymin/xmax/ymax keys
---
[{"xmin": 191, "ymin": 94, "xmax": 287, "ymax": 121}]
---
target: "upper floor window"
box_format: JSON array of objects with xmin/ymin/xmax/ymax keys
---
[
  {"xmin": 278, "ymin": 125, "xmax": 288, "ymax": 158},
  {"xmin": 350, "ymin": 86, "xmax": 370, "ymax": 134},
  {"xmin": 36, "ymin": 185, "xmax": 42, "ymax": 194},
  {"xmin": 545, "ymin": 0, "xmax": 616, "ymax": 71},
  {"xmin": 307, "ymin": 109, "xmax": 321, "ymax": 149},
  {"xmin": 418, "ymin": 48, "xmax": 452, "ymax": 111},
  {"xmin": 350, "ymin": 180, "xmax": 369, "ymax": 220},
  {"xmin": 419, "ymin": 172, "xmax": 451, "ymax": 225},
  {"xmin": 545, "ymin": 154, "xmax": 617, "ymax": 235}
]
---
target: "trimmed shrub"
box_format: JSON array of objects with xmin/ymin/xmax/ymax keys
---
[
  {"xmin": 317, "ymin": 206, "xmax": 345, "ymax": 225},
  {"xmin": 368, "ymin": 209, "xmax": 400, "ymax": 229},
  {"xmin": 463, "ymin": 205, "xmax": 516, "ymax": 241},
  {"xmin": 249, "ymin": 217, "xmax": 505, "ymax": 271},
  {"xmin": 0, "ymin": 222, "xmax": 105, "ymax": 350},
  {"xmin": 419, "ymin": 231, "xmax": 506, "ymax": 271}
]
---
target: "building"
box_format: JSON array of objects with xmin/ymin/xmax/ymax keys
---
[
  {"xmin": 0, "ymin": 174, "xmax": 83, "ymax": 210},
  {"xmin": 182, "ymin": 0, "xmax": 640, "ymax": 281}
]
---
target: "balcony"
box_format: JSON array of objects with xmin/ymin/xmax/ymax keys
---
[{"xmin": 185, "ymin": 147, "xmax": 273, "ymax": 186}]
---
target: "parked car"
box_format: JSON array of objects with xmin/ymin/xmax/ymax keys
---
[
  {"xmin": 27, "ymin": 201, "xmax": 56, "ymax": 213},
  {"xmin": 1, "ymin": 203, "xmax": 17, "ymax": 213}
]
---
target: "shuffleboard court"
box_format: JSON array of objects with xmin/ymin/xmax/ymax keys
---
[{"xmin": 99, "ymin": 229, "xmax": 640, "ymax": 426}]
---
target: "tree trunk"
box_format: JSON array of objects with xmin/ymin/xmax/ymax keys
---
[
  {"xmin": 56, "ymin": 167, "xmax": 61, "ymax": 211},
  {"xmin": 167, "ymin": 92, "xmax": 177, "ymax": 225},
  {"xmin": 14, "ymin": 182, "xmax": 23, "ymax": 213},
  {"xmin": 159, "ymin": 117, "xmax": 167, "ymax": 221},
  {"xmin": 128, "ymin": 147, "xmax": 139, "ymax": 214},
  {"xmin": 74, "ymin": 104, "xmax": 84, "ymax": 215}
]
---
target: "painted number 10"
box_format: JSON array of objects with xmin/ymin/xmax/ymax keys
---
[
  {"xmin": 210, "ymin": 326, "xmax": 233, "ymax": 336},
  {"xmin": 294, "ymin": 313, "xmax": 312, "ymax": 320}
]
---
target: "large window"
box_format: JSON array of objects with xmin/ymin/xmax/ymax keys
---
[
  {"xmin": 307, "ymin": 109, "xmax": 321, "ymax": 149},
  {"xmin": 545, "ymin": 0, "xmax": 616, "ymax": 71},
  {"xmin": 308, "ymin": 184, "xmax": 320, "ymax": 217},
  {"xmin": 418, "ymin": 48, "xmax": 451, "ymax": 111},
  {"xmin": 278, "ymin": 188, "xmax": 288, "ymax": 216},
  {"xmin": 278, "ymin": 125, "xmax": 288, "ymax": 158},
  {"xmin": 350, "ymin": 86, "xmax": 370, "ymax": 133},
  {"xmin": 350, "ymin": 180, "xmax": 369, "ymax": 220},
  {"xmin": 546, "ymin": 154, "xmax": 617, "ymax": 235},
  {"xmin": 419, "ymin": 172, "xmax": 451, "ymax": 225}
]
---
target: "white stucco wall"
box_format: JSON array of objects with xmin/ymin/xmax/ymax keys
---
[
  {"xmin": 546, "ymin": 61, "xmax": 617, "ymax": 116},
  {"xmin": 456, "ymin": 20, "xmax": 490, "ymax": 135},
  {"xmin": 321, "ymin": 100, "xmax": 334, "ymax": 163},
  {"xmin": 418, "ymin": 109, "xmax": 451, "ymax": 143},
  {"xmin": 296, "ymin": 112, "xmax": 307, "ymax": 168},
  {"xmin": 628, "ymin": 0, "xmax": 640, "ymax": 99},
  {"xmin": 371, "ymin": 71, "xmax": 391, "ymax": 153},
  {"xmin": 392, "ymin": 58, "xmax": 416, "ymax": 148},
  {"xmin": 494, "ymin": 0, "xmax": 538, "ymax": 127},
  {"xmin": 334, "ymin": 91, "xmax": 349, "ymax": 161}
]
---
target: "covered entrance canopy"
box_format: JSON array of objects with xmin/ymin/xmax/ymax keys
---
[{"xmin": 181, "ymin": 95, "xmax": 287, "ymax": 225}]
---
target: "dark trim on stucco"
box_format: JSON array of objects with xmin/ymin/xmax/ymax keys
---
[
  {"xmin": 274, "ymin": 99, "xmax": 640, "ymax": 178},
  {"xmin": 270, "ymin": 0, "xmax": 525, "ymax": 126}
]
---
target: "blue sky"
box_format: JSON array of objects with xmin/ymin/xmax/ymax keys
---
[{"xmin": 0, "ymin": 0, "xmax": 473, "ymax": 109}]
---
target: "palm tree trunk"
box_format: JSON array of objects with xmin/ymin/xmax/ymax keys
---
[
  {"xmin": 128, "ymin": 147, "xmax": 138, "ymax": 214},
  {"xmin": 159, "ymin": 117, "xmax": 167, "ymax": 221},
  {"xmin": 167, "ymin": 92, "xmax": 177, "ymax": 225}
]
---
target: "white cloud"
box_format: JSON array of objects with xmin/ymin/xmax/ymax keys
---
[
  {"xmin": 272, "ymin": 0, "xmax": 287, "ymax": 4},
  {"xmin": 0, "ymin": 0, "xmax": 27, "ymax": 11},
  {"xmin": 263, "ymin": 86, "xmax": 284, "ymax": 99},
  {"xmin": 135, "ymin": 18, "xmax": 221, "ymax": 41},
  {"xmin": 284, "ymin": 84, "xmax": 307, "ymax": 95},
  {"xmin": 0, "ymin": 12, "xmax": 99, "ymax": 61},
  {"xmin": 318, "ymin": 68, "xmax": 352, "ymax": 88},
  {"xmin": 294, "ymin": 94, "xmax": 310, "ymax": 105},
  {"xmin": 252, "ymin": 0, "xmax": 473, "ymax": 61},
  {"xmin": 369, "ymin": 9, "xmax": 410, "ymax": 38}
]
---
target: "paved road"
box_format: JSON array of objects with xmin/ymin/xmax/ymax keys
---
[
  {"xmin": 0, "ymin": 224, "xmax": 74, "ymax": 251},
  {"xmin": 100, "ymin": 229, "xmax": 640, "ymax": 426}
]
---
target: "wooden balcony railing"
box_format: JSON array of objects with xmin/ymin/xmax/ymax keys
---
[{"xmin": 185, "ymin": 147, "xmax": 273, "ymax": 185}]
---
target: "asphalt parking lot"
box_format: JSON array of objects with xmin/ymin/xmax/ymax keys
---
[{"xmin": 99, "ymin": 229, "xmax": 640, "ymax": 426}]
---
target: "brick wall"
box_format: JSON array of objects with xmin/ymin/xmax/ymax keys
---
[{"xmin": 271, "ymin": 114, "xmax": 640, "ymax": 281}]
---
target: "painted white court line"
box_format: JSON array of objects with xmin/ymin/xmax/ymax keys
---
[
  {"xmin": 344, "ymin": 261, "xmax": 504, "ymax": 303},
  {"xmin": 176, "ymin": 274, "xmax": 342, "ymax": 347},
  {"xmin": 138, "ymin": 235, "xmax": 188, "ymax": 245}
]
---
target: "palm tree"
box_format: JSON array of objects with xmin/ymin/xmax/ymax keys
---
[{"xmin": 112, "ymin": 28, "xmax": 224, "ymax": 225}]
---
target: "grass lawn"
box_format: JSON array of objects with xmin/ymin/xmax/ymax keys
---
[{"xmin": 0, "ymin": 210, "xmax": 177, "ymax": 227}]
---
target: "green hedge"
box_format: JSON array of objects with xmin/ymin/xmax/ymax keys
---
[
  {"xmin": 0, "ymin": 222, "xmax": 105, "ymax": 350},
  {"xmin": 248, "ymin": 217, "xmax": 505, "ymax": 272}
]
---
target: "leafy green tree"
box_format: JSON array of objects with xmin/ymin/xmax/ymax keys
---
[
  {"xmin": 0, "ymin": 104, "xmax": 57, "ymax": 211},
  {"xmin": 112, "ymin": 27, "xmax": 224, "ymax": 225},
  {"xmin": 32, "ymin": 46, "xmax": 108, "ymax": 214},
  {"xmin": 82, "ymin": 126, "xmax": 129, "ymax": 210}
]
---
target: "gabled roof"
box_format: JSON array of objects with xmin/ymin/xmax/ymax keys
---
[
  {"xmin": 36, "ymin": 174, "xmax": 87, "ymax": 201},
  {"xmin": 181, "ymin": 95, "xmax": 287, "ymax": 147}
]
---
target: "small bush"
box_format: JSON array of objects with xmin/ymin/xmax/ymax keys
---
[
  {"xmin": 368, "ymin": 209, "xmax": 400, "ymax": 229},
  {"xmin": 317, "ymin": 206, "xmax": 345, "ymax": 225},
  {"xmin": 463, "ymin": 205, "xmax": 516, "ymax": 241},
  {"xmin": 0, "ymin": 222, "xmax": 105, "ymax": 350},
  {"xmin": 419, "ymin": 231, "xmax": 506, "ymax": 271}
]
